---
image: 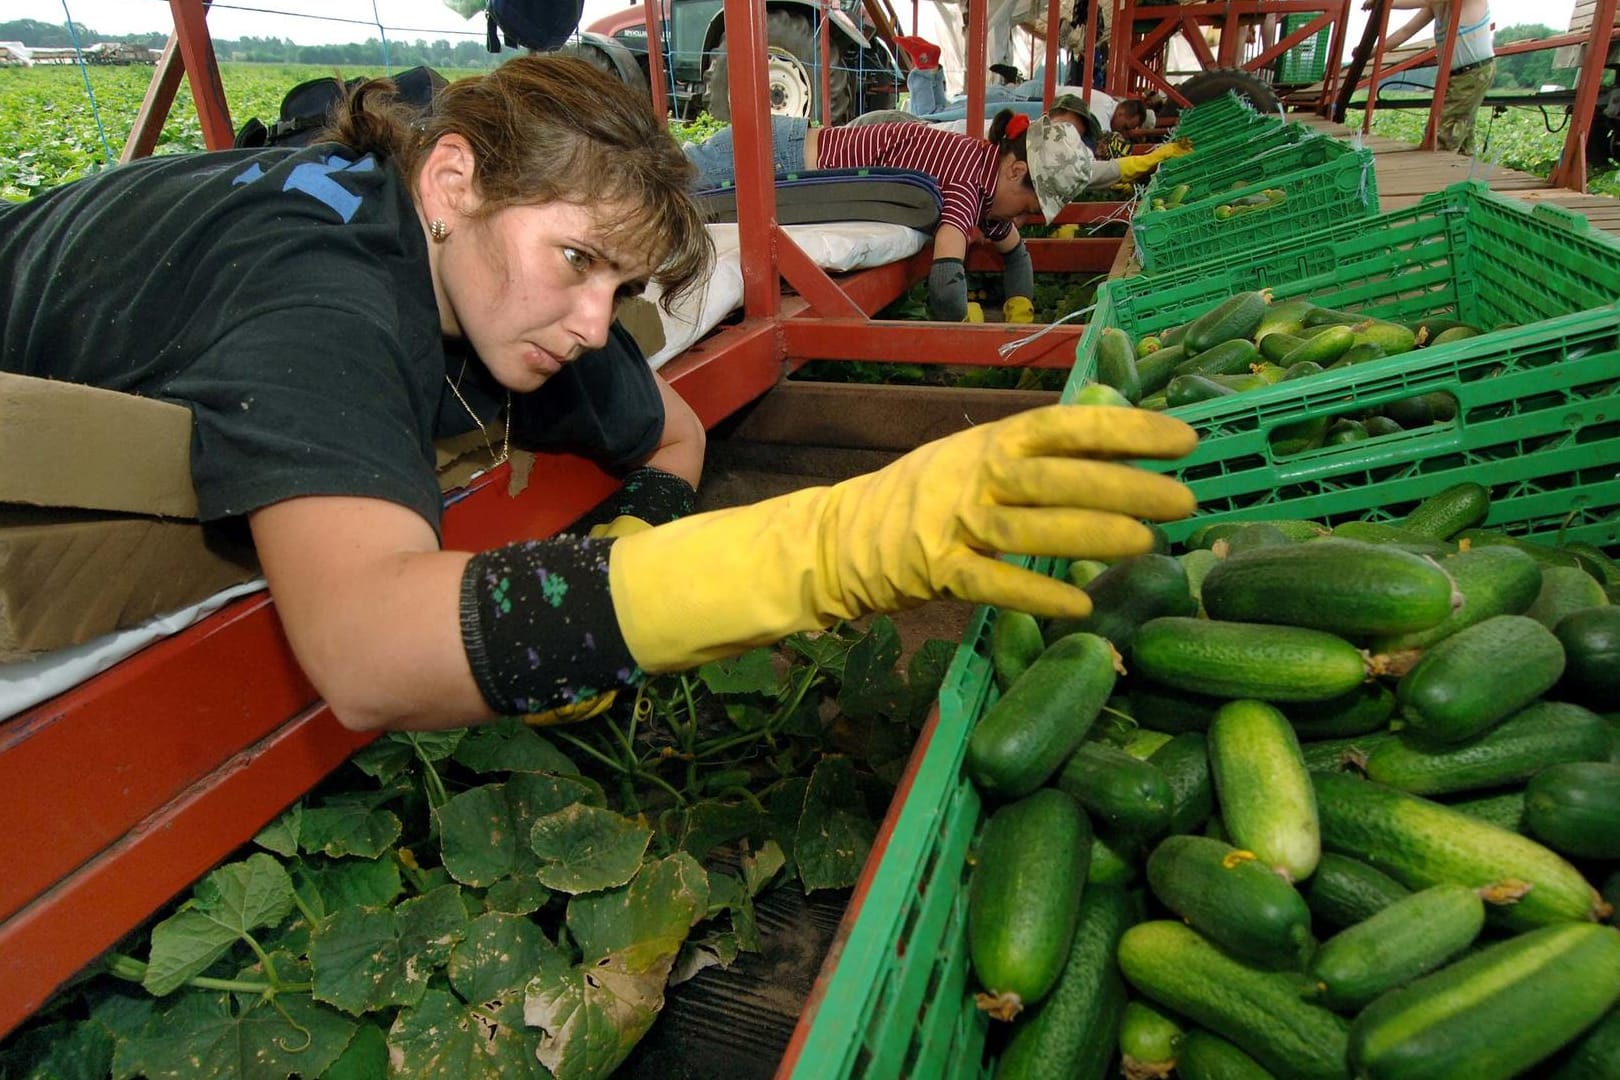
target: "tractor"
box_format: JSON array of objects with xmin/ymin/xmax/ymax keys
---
[{"xmin": 566, "ymin": 0, "xmax": 904, "ymax": 123}]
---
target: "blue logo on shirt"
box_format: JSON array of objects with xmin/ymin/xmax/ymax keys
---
[{"xmin": 232, "ymin": 153, "xmax": 377, "ymax": 222}]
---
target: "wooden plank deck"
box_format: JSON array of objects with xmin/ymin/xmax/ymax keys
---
[{"xmin": 1293, "ymin": 113, "xmax": 1620, "ymax": 234}]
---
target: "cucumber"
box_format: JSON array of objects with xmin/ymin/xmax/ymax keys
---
[
  {"xmin": 1428, "ymin": 324, "xmax": 1483, "ymax": 345},
  {"xmin": 1443, "ymin": 789, "xmax": 1526, "ymax": 832},
  {"xmin": 1087, "ymin": 826, "xmax": 1141, "ymax": 886},
  {"xmin": 1366, "ymin": 700, "xmax": 1612, "ymax": 796},
  {"xmin": 1253, "ymin": 297, "xmax": 1314, "ymax": 341},
  {"xmin": 990, "ymin": 608, "xmax": 1046, "ymax": 692},
  {"xmin": 1119, "ymin": 1000, "xmax": 1183, "ymax": 1079},
  {"xmin": 1312, "ymin": 770, "xmax": 1611, "ymax": 930},
  {"xmin": 1351, "ymin": 319, "xmax": 1418, "ymax": 356},
  {"xmin": 1135, "ymin": 344, "xmax": 1189, "ymax": 397},
  {"xmin": 1201, "ymin": 538, "xmax": 1458, "ymax": 638},
  {"xmin": 1116, "ymin": 921, "xmax": 1350, "ymax": 1080},
  {"xmin": 1564, "ymin": 542, "xmax": 1620, "ymax": 585},
  {"xmin": 1284, "ymin": 682, "xmax": 1396, "ymax": 740},
  {"xmin": 1400, "ymin": 481, "xmax": 1490, "ymax": 540},
  {"xmin": 1525, "ymin": 566, "xmax": 1610, "ymax": 629},
  {"xmin": 1306, "ymin": 884, "xmax": 1485, "ymax": 1013},
  {"xmin": 1185, "ymin": 519, "xmax": 1331, "ymax": 549},
  {"xmin": 1327, "ymin": 520, "xmax": 1454, "ymax": 556},
  {"xmin": 1333, "ymin": 344, "xmax": 1385, "ymax": 368},
  {"xmin": 1395, "ymin": 614, "xmax": 1566, "ymax": 745},
  {"xmin": 1303, "ymin": 305, "xmax": 1366, "ymax": 328},
  {"xmin": 1174, "ymin": 337, "xmax": 1261, "ymax": 378},
  {"xmin": 1347, "ymin": 922, "xmax": 1620, "ymax": 1080},
  {"xmin": 1131, "ymin": 617, "xmax": 1370, "ymax": 703},
  {"xmin": 1546, "ymin": 1003, "xmax": 1620, "ymax": 1080},
  {"xmin": 1280, "ymin": 324, "xmax": 1356, "ymax": 367},
  {"xmin": 1369, "ymin": 545, "xmax": 1543, "ymax": 654},
  {"xmin": 1303, "ymin": 852, "xmax": 1413, "ymax": 930},
  {"xmin": 1325, "ymin": 419, "xmax": 1369, "ymax": 444},
  {"xmin": 1122, "ymin": 726, "xmax": 1175, "ymax": 759},
  {"xmin": 1096, "ymin": 327, "xmax": 1144, "ymax": 404},
  {"xmin": 968, "ymin": 788, "xmax": 1092, "ymax": 1019},
  {"xmin": 1524, "ymin": 762, "xmax": 1620, "ymax": 860},
  {"xmin": 966, "ymin": 632, "xmax": 1119, "ymax": 799},
  {"xmin": 1180, "ymin": 547, "xmax": 1220, "ymax": 610},
  {"xmin": 1299, "ymin": 732, "xmax": 1393, "ymax": 773},
  {"xmin": 1055, "ymin": 741, "xmax": 1174, "ymax": 839},
  {"xmin": 1280, "ymin": 359, "xmax": 1324, "ymax": 381},
  {"xmin": 1183, "ymin": 290, "xmax": 1270, "ymax": 354},
  {"xmin": 1269, "ymin": 415, "xmax": 1329, "ymax": 456},
  {"xmin": 1176, "ymin": 1031, "xmax": 1277, "ymax": 1080},
  {"xmin": 1208, "ymin": 700, "xmax": 1320, "ymax": 881},
  {"xmin": 1260, "ymin": 333, "xmax": 1310, "ymax": 364},
  {"xmin": 993, "ymin": 886, "xmax": 1135, "ymax": 1080},
  {"xmin": 1362, "ymin": 415, "xmax": 1403, "ymax": 438},
  {"xmin": 1164, "ymin": 372, "xmax": 1258, "ymax": 407},
  {"xmin": 1128, "ymin": 680, "xmax": 1222, "ymax": 734},
  {"xmin": 1045, "ymin": 553, "xmax": 1197, "ymax": 652},
  {"xmin": 1454, "ymin": 529, "xmax": 1585, "ymax": 570},
  {"xmin": 1555, "ymin": 606, "xmax": 1620, "ymax": 705},
  {"xmin": 1148, "ymin": 731, "xmax": 1214, "ymax": 835},
  {"xmin": 1145, "ymin": 835, "xmax": 1315, "ymax": 969},
  {"xmin": 1218, "ymin": 521, "xmax": 1294, "ymax": 555}
]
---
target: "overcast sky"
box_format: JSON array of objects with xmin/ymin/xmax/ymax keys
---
[{"xmin": 6, "ymin": 0, "xmax": 1581, "ymax": 51}]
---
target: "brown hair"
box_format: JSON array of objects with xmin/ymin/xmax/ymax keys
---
[
  {"xmin": 324, "ymin": 55, "xmax": 712, "ymax": 314},
  {"xmin": 985, "ymin": 108, "xmax": 1036, "ymax": 197}
]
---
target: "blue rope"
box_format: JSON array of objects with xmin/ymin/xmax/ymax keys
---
[
  {"xmin": 372, "ymin": 0, "xmax": 390, "ymax": 70},
  {"xmin": 61, "ymin": 0, "xmax": 116, "ymax": 169}
]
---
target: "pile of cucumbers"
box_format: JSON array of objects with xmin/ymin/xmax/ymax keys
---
[
  {"xmin": 961, "ymin": 481, "xmax": 1620, "ymax": 1080},
  {"xmin": 1093, "ymin": 289, "xmax": 1485, "ymax": 434}
]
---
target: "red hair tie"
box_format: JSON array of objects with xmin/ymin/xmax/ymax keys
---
[{"xmin": 1006, "ymin": 113, "xmax": 1030, "ymax": 139}]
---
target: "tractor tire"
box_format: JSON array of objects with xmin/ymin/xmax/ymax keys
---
[
  {"xmin": 704, "ymin": 10, "xmax": 855, "ymax": 125},
  {"xmin": 1177, "ymin": 68, "xmax": 1281, "ymax": 114},
  {"xmin": 555, "ymin": 37, "xmax": 649, "ymax": 100}
]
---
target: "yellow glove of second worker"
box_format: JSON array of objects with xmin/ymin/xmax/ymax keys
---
[
  {"xmin": 1002, "ymin": 296, "xmax": 1036, "ymax": 324},
  {"xmin": 1117, "ymin": 138, "xmax": 1194, "ymax": 184},
  {"xmin": 524, "ymin": 514, "xmax": 654, "ymax": 726},
  {"xmin": 609, "ymin": 405, "xmax": 1198, "ymax": 672}
]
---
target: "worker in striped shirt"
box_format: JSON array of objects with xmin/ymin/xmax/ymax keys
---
[{"xmin": 684, "ymin": 112, "xmax": 1187, "ymax": 322}]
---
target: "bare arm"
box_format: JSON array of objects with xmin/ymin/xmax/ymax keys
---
[
  {"xmin": 250, "ymin": 495, "xmax": 492, "ymax": 733},
  {"xmin": 933, "ymin": 223, "xmax": 970, "ymax": 262},
  {"xmin": 640, "ymin": 373, "xmax": 705, "ymax": 487},
  {"xmin": 1381, "ymin": 6, "xmax": 1436, "ymax": 50},
  {"xmin": 994, "ymin": 230, "xmax": 1024, "ymax": 255}
]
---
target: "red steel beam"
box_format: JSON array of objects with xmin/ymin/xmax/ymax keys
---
[
  {"xmin": 122, "ymin": 32, "xmax": 186, "ymax": 162},
  {"xmin": 167, "ymin": 0, "xmax": 233, "ymax": 150},
  {"xmin": 643, "ymin": 0, "xmax": 671, "ymax": 120},
  {"xmin": 781, "ymin": 319, "xmax": 1083, "ymax": 368},
  {"xmin": 1550, "ymin": 0, "xmax": 1617, "ymax": 192}
]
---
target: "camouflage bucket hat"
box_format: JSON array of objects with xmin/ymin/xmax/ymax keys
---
[
  {"xmin": 1027, "ymin": 115, "xmax": 1094, "ymax": 221},
  {"xmin": 1047, "ymin": 93, "xmax": 1104, "ymax": 141}
]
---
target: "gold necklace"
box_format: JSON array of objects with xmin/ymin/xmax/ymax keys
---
[{"xmin": 444, "ymin": 372, "xmax": 511, "ymax": 471}]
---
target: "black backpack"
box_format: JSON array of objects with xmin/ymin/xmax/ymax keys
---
[
  {"xmin": 233, "ymin": 65, "xmax": 447, "ymax": 149},
  {"xmin": 485, "ymin": 0, "xmax": 585, "ymax": 52}
]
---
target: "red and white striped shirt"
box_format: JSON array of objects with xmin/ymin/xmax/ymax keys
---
[{"xmin": 815, "ymin": 123, "xmax": 1014, "ymax": 243}]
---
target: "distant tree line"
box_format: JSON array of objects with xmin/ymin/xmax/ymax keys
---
[
  {"xmin": 0, "ymin": 18, "xmax": 500, "ymax": 69},
  {"xmin": 1492, "ymin": 25, "xmax": 1580, "ymax": 90}
]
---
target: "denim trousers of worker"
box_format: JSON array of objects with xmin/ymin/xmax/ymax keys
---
[{"xmin": 683, "ymin": 116, "xmax": 809, "ymax": 192}]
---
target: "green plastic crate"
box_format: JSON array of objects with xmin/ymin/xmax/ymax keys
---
[
  {"xmin": 1149, "ymin": 128, "xmax": 1347, "ymax": 206},
  {"xmin": 1152, "ymin": 118, "xmax": 1307, "ymax": 191},
  {"xmin": 1130, "ymin": 138, "xmax": 1377, "ymax": 273},
  {"xmin": 779, "ymin": 607, "xmax": 999, "ymax": 1080},
  {"xmin": 1171, "ymin": 90, "xmax": 1257, "ymax": 140},
  {"xmin": 1074, "ymin": 183, "xmax": 1620, "ymax": 549},
  {"xmin": 1277, "ymin": 13, "xmax": 1332, "ymax": 84}
]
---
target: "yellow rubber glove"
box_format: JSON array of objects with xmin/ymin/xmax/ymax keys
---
[
  {"xmin": 1052, "ymin": 224, "xmax": 1081, "ymax": 240},
  {"xmin": 610, "ymin": 405, "xmax": 1198, "ymax": 672},
  {"xmin": 1003, "ymin": 296, "xmax": 1036, "ymax": 323},
  {"xmin": 1117, "ymin": 138, "xmax": 1194, "ymax": 184},
  {"xmin": 964, "ymin": 301, "xmax": 986, "ymax": 323},
  {"xmin": 524, "ymin": 514, "xmax": 653, "ymax": 726}
]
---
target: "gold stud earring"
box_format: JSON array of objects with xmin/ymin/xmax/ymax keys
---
[{"xmin": 429, "ymin": 218, "xmax": 448, "ymax": 242}]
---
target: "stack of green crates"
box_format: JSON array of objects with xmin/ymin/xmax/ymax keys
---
[
  {"xmin": 1077, "ymin": 180, "xmax": 1620, "ymax": 548},
  {"xmin": 1152, "ymin": 117, "xmax": 1306, "ymax": 190},
  {"xmin": 1147, "ymin": 125, "xmax": 1341, "ymax": 206},
  {"xmin": 1170, "ymin": 89, "xmax": 1257, "ymax": 141},
  {"xmin": 1131, "ymin": 132, "xmax": 1379, "ymax": 272},
  {"xmin": 1277, "ymin": 12, "xmax": 1333, "ymax": 84}
]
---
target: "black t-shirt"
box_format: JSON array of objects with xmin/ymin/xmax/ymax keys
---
[{"xmin": 0, "ymin": 142, "xmax": 664, "ymax": 533}]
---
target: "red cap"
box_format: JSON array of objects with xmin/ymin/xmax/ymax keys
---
[{"xmin": 894, "ymin": 35, "xmax": 941, "ymax": 70}]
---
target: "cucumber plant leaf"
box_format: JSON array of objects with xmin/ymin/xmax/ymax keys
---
[
  {"xmin": 388, "ymin": 987, "xmax": 545, "ymax": 1080},
  {"xmin": 142, "ymin": 854, "xmax": 295, "ymax": 996},
  {"xmin": 697, "ymin": 648, "xmax": 782, "ymax": 696},
  {"xmin": 310, "ymin": 885, "xmax": 468, "ymax": 1015},
  {"xmin": 794, "ymin": 756, "xmax": 876, "ymax": 892},
  {"xmin": 837, "ymin": 617, "xmax": 906, "ymax": 720},
  {"xmin": 320, "ymin": 1021, "xmax": 389, "ymax": 1080},
  {"xmin": 529, "ymin": 804, "xmax": 652, "ymax": 895},
  {"xmin": 116, "ymin": 959, "xmax": 354, "ymax": 1080},
  {"xmin": 298, "ymin": 800, "xmax": 403, "ymax": 859},
  {"xmin": 524, "ymin": 853, "xmax": 708, "ymax": 1080},
  {"xmin": 253, "ymin": 803, "xmax": 302, "ymax": 857},
  {"xmin": 454, "ymin": 720, "xmax": 580, "ymax": 777},
  {"xmin": 447, "ymin": 911, "xmax": 565, "ymax": 1005},
  {"xmin": 301, "ymin": 853, "xmax": 403, "ymax": 915},
  {"xmin": 436, "ymin": 772, "xmax": 601, "ymax": 889}
]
